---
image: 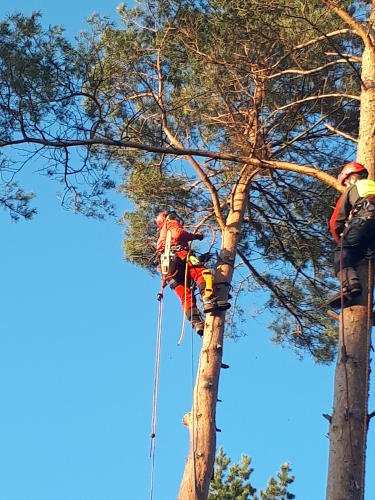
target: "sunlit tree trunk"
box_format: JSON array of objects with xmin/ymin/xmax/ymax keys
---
[{"xmin": 178, "ymin": 170, "xmax": 251, "ymax": 499}]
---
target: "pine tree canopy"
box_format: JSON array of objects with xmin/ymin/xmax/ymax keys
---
[{"xmin": 0, "ymin": 1, "xmax": 367, "ymax": 360}]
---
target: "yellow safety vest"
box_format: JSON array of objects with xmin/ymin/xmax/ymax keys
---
[{"xmin": 356, "ymin": 179, "xmax": 375, "ymax": 198}]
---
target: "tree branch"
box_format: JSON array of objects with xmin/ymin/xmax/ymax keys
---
[
  {"xmin": 237, "ymin": 248, "xmax": 306, "ymax": 333},
  {"xmin": 320, "ymin": 0, "xmax": 373, "ymax": 50},
  {"xmin": 249, "ymin": 158, "xmax": 344, "ymax": 192},
  {"xmin": 267, "ymin": 93, "xmax": 360, "ymax": 121},
  {"xmin": 269, "ymin": 59, "xmax": 361, "ymax": 79},
  {"xmin": 265, "ymin": 29, "xmax": 352, "ymax": 73},
  {"xmin": 324, "ymin": 123, "xmax": 358, "ymax": 143},
  {"xmin": 1, "ymin": 134, "xmax": 342, "ymax": 191},
  {"xmin": 325, "ymin": 51, "xmax": 361, "ymax": 62}
]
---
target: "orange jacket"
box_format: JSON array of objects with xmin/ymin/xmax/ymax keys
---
[{"xmin": 157, "ymin": 219, "xmax": 197, "ymax": 253}]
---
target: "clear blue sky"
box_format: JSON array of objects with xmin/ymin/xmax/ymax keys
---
[{"xmin": 1, "ymin": 2, "xmax": 374, "ymax": 499}]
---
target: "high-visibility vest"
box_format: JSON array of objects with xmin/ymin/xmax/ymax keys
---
[{"xmin": 355, "ymin": 179, "xmax": 375, "ymax": 198}]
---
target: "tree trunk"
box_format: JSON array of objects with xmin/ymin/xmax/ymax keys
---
[
  {"xmin": 327, "ymin": 14, "xmax": 375, "ymax": 497},
  {"xmin": 326, "ymin": 262, "xmax": 372, "ymax": 500},
  {"xmin": 178, "ymin": 171, "xmax": 251, "ymax": 499}
]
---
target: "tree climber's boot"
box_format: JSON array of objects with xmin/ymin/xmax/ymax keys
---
[
  {"xmin": 345, "ymin": 267, "xmax": 362, "ymax": 295},
  {"xmin": 328, "ymin": 290, "xmax": 354, "ymax": 310},
  {"xmin": 203, "ymin": 295, "xmax": 231, "ymax": 314},
  {"xmin": 200, "ymin": 269, "xmax": 230, "ymax": 313},
  {"xmin": 328, "ymin": 267, "xmax": 362, "ymax": 309},
  {"xmin": 187, "ymin": 307, "xmax": 205, "ymax": 336}
]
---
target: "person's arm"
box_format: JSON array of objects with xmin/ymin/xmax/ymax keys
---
[
  {"xmin": 156, "ymin": 224, "xmax": 167, "ymax": 253},
  {"xmin": 329, "ymin": 187, "xmax": 354, "ymax": 242},
  {"xmin": 168, "ymin": 220, "xmax": 203, "ymax": 246}
]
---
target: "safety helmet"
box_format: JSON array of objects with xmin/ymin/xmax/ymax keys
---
[
  {"xmin": 156, "ymin": 211, "xmax": 167, "ymax": 228},
  {"xmin": 337, "ymin": 162, "xmax": 366, "ymax": 186}
]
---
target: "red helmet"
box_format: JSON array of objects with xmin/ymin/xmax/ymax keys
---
[
  {"xmin": 156, "ymin": 211, "xmax": 167, "ymax": 228},
  {"xmin": 337, "ymin": 162, "xmax": 366, "ymax": 186}
]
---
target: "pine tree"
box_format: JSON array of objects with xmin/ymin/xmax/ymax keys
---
[
  {"xmin": 1, "ymin": 2, "xmax": 374, "ymax": 498},
  {"xmin": 208, "ymin": 447, "xmax": 295, "ymax": 500}
]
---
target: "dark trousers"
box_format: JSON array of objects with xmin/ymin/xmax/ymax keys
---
[{"xmin": 334, "ymin": 217, "xmax": 375, "ymax": 275}]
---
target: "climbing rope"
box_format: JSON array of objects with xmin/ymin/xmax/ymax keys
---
[
  {"xmin": 180, "ymin": 255, "xmax": 201, "ymax": 497},
  {"xmin": 361, "ymin": 256, "xmax": 373, "ymax": 495},
  {"xmin": 150, "ymin": 281, "xmax": 166, "ymax": 500},
  {"xmin": 190, "ymin": 295, "xmax": 198, "ymax": 500}
]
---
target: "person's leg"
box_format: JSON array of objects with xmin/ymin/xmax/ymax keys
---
[
  {"xmin": 189, "ymin": 262, "xmax": 230, "ymax": 313},
  {"xmin": 329, "ymin": 224, "xmax": 366, "ymax": 308},
  {"xmin": 172, "ymin": 282, "xmax": 204, "ymax": 336}
]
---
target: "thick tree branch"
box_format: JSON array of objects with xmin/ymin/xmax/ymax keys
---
[
  {"xmin": 249, "ymin": 158, "xmax": 343, "ymax": 192},
  {"xmin": 1, "ymin": 134, "xmax": 342, "ymax": 191}
]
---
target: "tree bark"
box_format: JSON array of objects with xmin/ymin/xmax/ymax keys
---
[
  {"xmin": 326, "ymin": 262, "xmax": 372, "ymax": 500},
  {"xmin": 178, "ymin": 170, "xmax": 251, "ymax": 499},
  {"xmin": 357, "ymin": 34, "xmax": 375, "ymax": 177}
]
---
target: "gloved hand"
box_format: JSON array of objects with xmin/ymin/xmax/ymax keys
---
[{"xmin": 194, "ymin": 232, "xmax": 204, "ymax": 241}]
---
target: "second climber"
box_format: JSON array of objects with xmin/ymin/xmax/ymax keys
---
[
  {"xmin": 329, "ymin": 162, "xmax": 375, "ymax": 308},
  {"xmin": 156, "ymin": 210, "xmax": 230, "ymax": 335}
]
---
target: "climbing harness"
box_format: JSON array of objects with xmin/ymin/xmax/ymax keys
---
[
  {"xmin": 351, "ymin": 194, "xmax": 375, "ymax": 221},
  {"xmin": 149, "ymin": 280, "xmax": 166, "ymax": 500}
]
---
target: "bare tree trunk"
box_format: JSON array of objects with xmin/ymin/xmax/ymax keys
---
[
  {"xmin": 326, "ymin": 263, "xmax": 372, "ymax": 500},
  {"xmin": 178, "ymin": 170, "xmax": 251, "ymax": 499},
  {"xmin": 327, "ymin": 11, "xmax": 375, "ymax": 497}
]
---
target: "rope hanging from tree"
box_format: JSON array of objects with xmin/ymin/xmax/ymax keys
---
[{"xmin": 149, "ymin": 281, "xmax": 166, "ymax": 500}]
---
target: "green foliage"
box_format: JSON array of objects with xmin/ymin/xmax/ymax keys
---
[
  {"xmin": 238, "ymin": 172, "xmax": 338, "ymax": 361},
  {"xmin": 209, "ymin": 447, "xmax": 295, "ymax": 499},
  {"xmin": 0, "ymin": 2, "xmax": 364, "ymax": 359},
  {"xmin": 0, "ymin": 12, "xmax": 116, "ymax": 218},
  {"xmin": 119, "ymin": 160, "xmax": 202, "ymax": 269},
  {"xmin": 259, "ymin": 462, "xmax": 295, "ymax": 500},
  {"xmin": 92, "ymin": 0, "xmax": 360, "ymax": 360},
  {"xmin": 122, "ymin": 207, "xmax": 158, "ymax": 271},
  {"xmin": 209, "ymin": 447, "xmax": 256, "ymax": 499},
  {"xmin": 0, "ymin": 180, "xmax": 36, "ymax": 221}
]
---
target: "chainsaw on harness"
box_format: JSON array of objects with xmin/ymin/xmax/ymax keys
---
[{"xmin": 159, "ymin": 229, "xmax": 177, "ymax": 280}]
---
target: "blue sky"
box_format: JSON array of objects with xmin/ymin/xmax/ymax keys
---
[{"xmin": 1, "ymin": 1, "xmax": 374, "ymax": 499}]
